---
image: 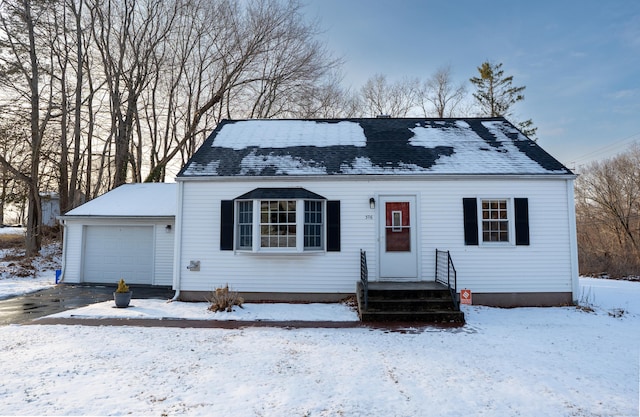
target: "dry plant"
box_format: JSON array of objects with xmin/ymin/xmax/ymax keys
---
[
  {"xmin": 0, "ymin": 234, "xmax": 24, "ymax": 250},
  {"xmin": 208, "ymin": 285, "xmax": 244, "ymax": 313},
  {"xmin": 115, "ymin": 278, "xmax": 130, "ymax": 293}
]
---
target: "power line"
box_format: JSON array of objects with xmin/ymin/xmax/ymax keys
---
[{"xmin": 570, "ymin": 131, "xmax": 640, "ymax": 166}]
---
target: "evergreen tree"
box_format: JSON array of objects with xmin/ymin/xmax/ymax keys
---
[
  {"xmin": 470, "ymin": 61, "xmax": 524, "ymax": 116},
  {"xmin": 517, "ymin": 119, "xmax": 538, "ymax": 140},
  {"xmin": 470, "ymin": 61, "xmax": 537, "ymax": 140}
]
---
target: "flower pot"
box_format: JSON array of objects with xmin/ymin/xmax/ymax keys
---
[{"xmin": 113, "ymin": 291, "xmax": 132, "ymax": 308}]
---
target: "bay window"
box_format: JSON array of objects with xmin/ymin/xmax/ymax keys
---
[{"xmin": 236, "ymin": 198, "xmax": 324, "ymax": 252}]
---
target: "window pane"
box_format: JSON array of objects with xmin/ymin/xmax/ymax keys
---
[
  {"xmin": 260, "ymin": 200, "xmax": 296, "ymax": 248},
  {"xmin": 304, "ymin": 200, "xmax": 323, "ymax": 250},
  {"xmin": 481, "ymin": 199, "xmax": 509, "ymax": 242},
  {"xmin": 237, "ymin": 201, "xmax": 253, "ymax": 249}
]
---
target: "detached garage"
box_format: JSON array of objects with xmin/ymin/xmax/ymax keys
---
[{"xmin": 59, "ymin": 183, "xmax": 176, "ymax": 286}]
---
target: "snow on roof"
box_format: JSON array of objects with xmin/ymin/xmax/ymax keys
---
[
  {"xmin": 63, "ymin": 183, "xmax": 176, "ymax": 217},
  {"xmin": 179, "ymin": 118, "xmax": 572, "ymax": 177},
  {"xmin": 212, "ymin": 120, "xmax": 367, "ymax": 149},
  {"xmin": 405, "ymin": 120, "xmax": 553, "ymax": 174}
]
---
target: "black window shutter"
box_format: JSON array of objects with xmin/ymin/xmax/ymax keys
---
[
  {"xmin": 326, "ymin": 200, "xmax": 340, "ymax": 252},
  {"xmin": 514, "ymin": 198, "xmax": 530, "ymax": 246},
  {"xmin": 220, "ymin": 200, "xmax": 234, "ymax": 251},
  {"xmin": 463, "ymin": 198, "xmax": 479, "ymax": 245}
]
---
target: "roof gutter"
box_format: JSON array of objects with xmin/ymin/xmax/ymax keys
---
[
  {"xmin": 57, "ymin": 215, "xmax": 175, "ymax": 221},
  {"xmin": 175, "ymin": 173, "xmax": 578, "ymax": 182}
]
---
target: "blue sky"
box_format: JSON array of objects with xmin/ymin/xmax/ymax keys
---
[{"xmin": 306, "ymin": 0, "xmax": 640, "ymax": 168}]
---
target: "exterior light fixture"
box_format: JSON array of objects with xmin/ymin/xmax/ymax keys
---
[
  {"xmin": 165, "ymin": 225, "xmax": 172, "ymax": 233},
  {"xmin": 369, "ymin": 197, "xmax": 375, "ymax": 209}
]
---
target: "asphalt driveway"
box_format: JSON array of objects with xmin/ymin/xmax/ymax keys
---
[{"xmin": 0, "ymin": 284, "xmax": 174, "ymax": 325}]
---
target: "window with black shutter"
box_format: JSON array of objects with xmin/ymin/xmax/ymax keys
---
[
  {"xmin": 220, "ymin": 188, "xmax": 340, "ymax": 253},
  {"xmin": 463, "ymin": 197, "xmax": 530, "ymax": 246}
]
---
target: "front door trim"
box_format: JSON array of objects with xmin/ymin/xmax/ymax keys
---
[{"xmin": 377, "ymin": 194, "xmax": 420, "ymax": 281}]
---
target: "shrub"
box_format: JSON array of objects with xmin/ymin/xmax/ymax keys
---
[
  {"xmin": 116, "ymin": 278, "xmax": 130, "ymax": 293},
  {"xmin": 208, "ymin": 285, "xmax": 243, "ymax": 312}
]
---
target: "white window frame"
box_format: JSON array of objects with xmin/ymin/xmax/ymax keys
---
[
  {"xmin": 477, "ymin": 198, "xmax": 515, "ymax": 246},
  {"xmin": 391, "ymin": 210, "xmax": 403, "ymax": 232},
  {"xmin": 236, "ymin": 200, "xmax": 254, "ymax": 250},
  {"xmin": 303, "ymin": 200, "xmax": 324, "ymax": 250},
  {"xmin": 235, "ymin": 199, "xmax": 325, "ymax": 253}
]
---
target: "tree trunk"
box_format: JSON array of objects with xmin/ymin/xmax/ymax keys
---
[
  {"xmin": 25, "ymin": 185, "xmax": 41, "ymax": 256},
  {"xmin": 25, "ymin": 0, "xmax": 43, "ymax": 256}
]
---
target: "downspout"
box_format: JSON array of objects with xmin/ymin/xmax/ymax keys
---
[
  {"xmin": 169, "ymin": 181, "xmax": 185, "ymax": 302},
  {"xmin": 58, "ymin": 218, "xmax": 68, "ymax": 283},
  {"xmin": 566, "ymin": 178, "xmax": 580, "ymax": 303}
]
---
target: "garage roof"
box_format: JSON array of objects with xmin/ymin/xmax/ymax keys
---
[{"xmin": 62, "ymin": 183, "xmax": 176, "ymax": 217}]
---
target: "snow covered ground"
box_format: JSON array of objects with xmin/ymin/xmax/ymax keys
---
[
  {"xmin": 0, "ymin": 228, "xmax": 58, "ymax": 300},
  {"xmin": 0, "ymin": 277, "xmax": 638, "ymax": 416},
  {"xmin": 45, "ymin": 298, "xmax": 360, "ymax": 322}
]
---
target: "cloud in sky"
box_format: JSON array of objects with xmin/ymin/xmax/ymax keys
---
[{"xmin": 608, "ymin": 89, "xmax": 638, "ymax": 100}]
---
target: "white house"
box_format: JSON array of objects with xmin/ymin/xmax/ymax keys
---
[
  {"xmin": 58, "ymin": 183, "xmax": 176, "ymax": 286},
  {"xmin": 171, "ymin": 117, "xmax": 579, "ymax": 307}
]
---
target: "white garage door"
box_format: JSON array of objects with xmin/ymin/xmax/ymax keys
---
[{"xmin": 83, "ymin": 226, "xmax": 154, "ymax": 285}]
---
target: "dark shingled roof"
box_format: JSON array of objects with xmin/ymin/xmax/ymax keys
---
[{"xmin": 177, "ymin": 117, "xmax": 573, "ymax": 178}]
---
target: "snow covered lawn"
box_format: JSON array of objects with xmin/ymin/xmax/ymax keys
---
[
  {"xmin": 45, "ymin": 298, "xmax": 360, "ymax": 322},
  {"xmin": 0, "ymin": 273, "xmax": 56, "ymax": 300},
  {"xmin": 0, "ymin": 278, "xmax": 638, "ymax": 416},
  {"xmin": 0, "ymin": 228, "xmax": 58, "ymax": 300}
]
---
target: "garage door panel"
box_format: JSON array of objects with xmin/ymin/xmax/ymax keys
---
[{"xmin": 83, "ymin": 226, "xmax": 154, "ymax": 285}]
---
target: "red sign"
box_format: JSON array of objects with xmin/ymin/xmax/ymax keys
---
[{"xmin": 460, "ymin": 289, "xmax": 472, "ymax": 305}]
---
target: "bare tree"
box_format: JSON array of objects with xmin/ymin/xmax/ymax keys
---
[
  {"xmin": 0, "ymin": 0, "xmax": 344, "ymax": 218},
  {"xmin": 0, "ymin": 122, "xmax": 29, "ymax": 225},
  {"xmin": 290, "ymin": 73, "xmax": 360, "ymax": 119},
  {"xmin": 88, "ymin": 0, "xmax": 181, "ymax": 187},
  {"xmin": 575, "ymin": 144, "xmax": 640, "ymax": 277},
  {"xmin": 358, "ymin": 74, "xmax": 419, "ymax": 117},
  {"xmin": 418, "ymin": 65, "xmax": 467, "ymax": 117},
  {"xmin": 145, "ymin": 0, "xmax": 340, "ymax": 181},
  {"xmin": 0, "ymin": 0, "xmax": 59, "ymax": 255},
  {"xmin": 65, "ymin": 0, "xmax": 87, "ymax": 211},
  {"xmin": 41, "ymin": 0, "xmax": 88, "ymax": 214}
]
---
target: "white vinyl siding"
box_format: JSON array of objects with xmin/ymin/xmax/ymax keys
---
[
  {"xmin": 153, "ymin": 222, "xmax": 175, "ymax": 286},
  {"xmin": 60, "ymin": 223, "xmax": 84, "ymax": 283},
  {"xmin": 177, "ymin": 177, "xmax": 576, "ymax": 295}
]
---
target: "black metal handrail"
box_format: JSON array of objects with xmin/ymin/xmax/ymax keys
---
[
  {"xmin": 360, "ymin": 249, "xmax": 369, "ymax": 310},
  {"xmin": 435, "ymin": 249, "xmax": 459, "ymax": 310}
]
